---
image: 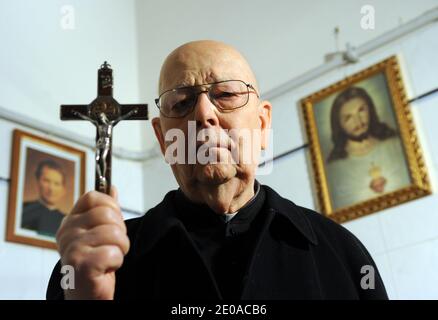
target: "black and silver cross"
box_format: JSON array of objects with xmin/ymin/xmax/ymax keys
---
[{"xmin": 60, "ymin": 61, "xmax": 148, "ymax": 195}]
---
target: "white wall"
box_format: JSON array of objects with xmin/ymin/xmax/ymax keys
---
[
  {"xmin": 0, "ymin": 0, "xmax": 144, "ymax": 299},
  {"xmin": 256, "ymin": 23, "xmax": 438, "ymax": 299},
  {"xmin": 0, "ymin": 0, "xmax": 144, "ymax": 152},
  {"xmin": 135, "ymin": 0, "xmax": 438, "ymax": 150}
]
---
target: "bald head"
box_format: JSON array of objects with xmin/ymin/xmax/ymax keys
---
[{"xmin": 159, "ymin": 40, "xmax": 259, "ymax": 95}]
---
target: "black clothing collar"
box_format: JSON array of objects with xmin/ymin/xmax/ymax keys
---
[
  {"xmin": 132, "ymin": 184, "xmax": 318, "ymax": 258},
  {"xmin": 174, "ymin": 180, "xmax": 265, "ymax": 235}
]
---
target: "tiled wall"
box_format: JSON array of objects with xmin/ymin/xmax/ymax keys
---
[{"xmin": 256, "ymin": 23, "xmax": 438, "ymax": 299}]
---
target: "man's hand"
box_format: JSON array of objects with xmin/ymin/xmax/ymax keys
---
[{"xmin": 56, "ymin": 187, "xmax": 130, "ymax": 300}]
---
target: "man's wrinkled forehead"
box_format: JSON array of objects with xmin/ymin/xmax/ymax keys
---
[{"xmin": 159, "ymin": 41, "xmax": 257, "ymax": 94}]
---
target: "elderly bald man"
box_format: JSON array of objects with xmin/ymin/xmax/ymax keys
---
[{"xmin": 47, "ymin": 40, "xmax": 388, "ymax": 300}]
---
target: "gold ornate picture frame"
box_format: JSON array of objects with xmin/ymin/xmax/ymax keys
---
[{"xmin": 301, "ymin": 56, "xmax": 431, "ymax": 223}]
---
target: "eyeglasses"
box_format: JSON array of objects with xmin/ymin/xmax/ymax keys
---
[{"xmin": 155, "ymin": 80, "xmax": 259, "ymax": 118}]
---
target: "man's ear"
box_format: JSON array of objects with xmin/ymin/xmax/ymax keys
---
[
  {"xmin": 151, "ymin": 117, "xmax": 166, "ymax": 156},
  {"xmin": 259, "ymin": 100, "xmax": 272, "ymax": 150}
]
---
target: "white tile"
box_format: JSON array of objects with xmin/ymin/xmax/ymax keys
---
[
  {"xmin": 268, "ymin": 92, "xmax": 304, "ymax": 155},
  {"xmin": 373, "ymin": 252, "xmax": 398, "ymax": 300},
  {"xmin": 257, "ymin": 149, "xmax": 315, "ymax": 210},
  {"xmin": 388, "ymin": 238, "xmax": 438, "ymax": 299},
  {"xmin": 41, "ymin": 249, "xmax": 61, "ymax": 295},
  {"xmin": 343, "ymin": 213, "xmax": 387, "ymax": 256},
  {"xmin": 112, "ymin": 157, "xmax": 144, "ymax": 212},
  {"xmin": 142, "ymin": 157, "xmax": 177, "ymax": 210},
  {"xmin": 0, "ymin": 176, "xmax": 56, "ymax": 299},
  {"xmin": 379, "ymin": 194, "xmax": 438, "ymax": 251},
  {"xmin": 0, "ymin": 244, "xmax": 47, "ymax": 299},
  {"xmin": 400, "ymin": 24, "xmax": 438, "ymax": 97}
]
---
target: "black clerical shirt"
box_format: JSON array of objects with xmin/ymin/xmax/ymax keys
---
[
  {"xmin": 174, "ymin": 182, "xmax": 266, "ymax": 299},
  {"xmin": 47, "ymin": 183, "xmax": 388, "ymax": 300},
  {"xmin": 22, "ymin": 200, "xmax": 65, "ymax": 237}
]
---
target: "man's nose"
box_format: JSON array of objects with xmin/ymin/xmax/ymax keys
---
[
  {"xmin": 193, "ymin": 92, "xmax": 220, "ymax": 128},
  {"xmin": 353, "ymin": 114, "xmax": 363, "ymax": 126}
]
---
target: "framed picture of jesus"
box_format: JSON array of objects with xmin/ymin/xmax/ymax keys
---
[{"xmin": 301, "ymin": 56, "xmax": 431, "ymax": 223}]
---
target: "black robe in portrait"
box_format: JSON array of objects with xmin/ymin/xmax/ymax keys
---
[
  {"xmin": 46, "ymin": 184, "xmax": 388, "ymax": 300},
  {"xmin": 22, "ymin": 201, "xmax": 65, "ymax": 238}
]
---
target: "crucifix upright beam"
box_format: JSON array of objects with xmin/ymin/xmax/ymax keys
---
[{"xmin": 60, "ymin": 61, "xmax": 148, "ymax": 194}]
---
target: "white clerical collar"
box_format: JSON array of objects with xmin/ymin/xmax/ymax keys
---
[
  {"xmin": 221, "ymin": 180, "xmax": 261, "ymax": 223},
  {"xmin": 223, "ymin": 212, "xmax": 238, "ymax": 223},
  {"xmin": 38, "ymin": 199, "xmax": 57, "ymax": 211}
]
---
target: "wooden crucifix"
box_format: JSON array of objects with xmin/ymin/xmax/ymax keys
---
[{"xmin": 60, "ymin": 61, "xmax": 148, "ymax": 194}]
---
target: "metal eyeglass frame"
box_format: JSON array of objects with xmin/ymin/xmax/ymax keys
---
[{"xmin": 155, "ymin": 79, "xmax": 260, "ymax": 118}]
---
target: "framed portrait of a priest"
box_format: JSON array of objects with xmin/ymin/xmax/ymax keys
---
[{"xmin": 6, "ymin": 129, "xmax": 86, "ymax": 249}]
